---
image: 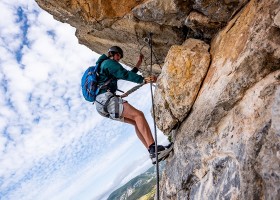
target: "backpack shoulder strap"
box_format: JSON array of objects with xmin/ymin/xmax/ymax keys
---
[
  {"xmin": 97, "ymin": 57, "xmax": 109, "ymax": 72},
  {"xmin": 96, "ymin": 57, "xmax": 113, "ymax": 90}
]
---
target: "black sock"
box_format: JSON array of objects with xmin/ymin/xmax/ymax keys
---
[
  {"xmin": 148, "ymin": 142, "xmax": 155, "ymax": 152},
  {"xmin": 148, "ymin": 142, "xmax": 155, "ymax": 149}
]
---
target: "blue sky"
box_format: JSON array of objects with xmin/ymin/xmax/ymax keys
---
[{"xmin": 0, "ymin": 1, "xmax": 168, "ymax": 200}]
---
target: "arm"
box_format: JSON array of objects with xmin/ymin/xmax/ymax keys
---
[
  {"xmin": 132, "ymin": 54, "xmax": 157, "ymax": 84},
  {"xmin": 108, "ymin": 60, "xmax": 144, "ymax": 84},
  {"xmin": 131, "ymin": 54, "xmax": 144, "ymax": 73}
]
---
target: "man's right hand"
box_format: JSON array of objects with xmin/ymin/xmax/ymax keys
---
[{"xmin": 144, "ymin": 75, "xmax": 157, "ymax": 83}]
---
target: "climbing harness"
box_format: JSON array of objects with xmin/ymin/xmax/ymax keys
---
[{"xmin": 102, "ymin": 94, "xmax": 120, "ymax": 118}]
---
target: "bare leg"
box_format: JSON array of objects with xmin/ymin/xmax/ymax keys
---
[
  {"xmin": 124, "ymin": 117, "xmax": 148, "ymax": 148},
  {"xmin": 122, "ymin": 102, "xmax": 154, "ymax": 148}
]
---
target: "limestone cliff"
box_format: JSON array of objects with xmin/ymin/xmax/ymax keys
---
[{"xmin": 36, "ymin": 0, "xmax": 280, "ymax": 199}]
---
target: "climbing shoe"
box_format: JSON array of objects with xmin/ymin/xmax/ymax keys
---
[{"xmin": 149, "ymin": 143, "xmax": 174, "ymax": 165}]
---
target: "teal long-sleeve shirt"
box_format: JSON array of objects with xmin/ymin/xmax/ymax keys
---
[{"xmin": 96, "ymin": 54, "xmax": 144, "ymax": 94}]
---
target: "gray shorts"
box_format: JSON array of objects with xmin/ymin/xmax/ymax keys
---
[{"xmin": 95, "ymin": 92, "xmax": 125, "ymax": 121}]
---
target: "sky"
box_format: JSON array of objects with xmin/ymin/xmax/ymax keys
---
[{"xmin": 0, "ymin": 1, "xmax": 168, "ymax": 200}]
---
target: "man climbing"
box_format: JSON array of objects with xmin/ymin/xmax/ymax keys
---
[{"xmin": 95, "ymin": 46, "xmax": 173, "ymax": 164}]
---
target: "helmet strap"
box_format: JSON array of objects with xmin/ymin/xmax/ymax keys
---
[{"xmin": 108, "ymin": 51, "xmax": 114, "ymax": 58}]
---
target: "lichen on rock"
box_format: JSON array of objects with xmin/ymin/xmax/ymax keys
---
[{"xmin": 154, "ymin": 38, "xmax": 210, "ymax": 133}]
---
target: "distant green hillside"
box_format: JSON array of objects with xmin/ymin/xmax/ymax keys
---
[
  {"xmin": 139, "ymin": 186, "xmax": 156, "ymax": 200},
  {"xmin": 107, "ymin": 164, "xmax": 165, "ymax": 200}
]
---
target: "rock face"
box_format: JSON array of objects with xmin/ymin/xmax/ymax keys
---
[
  {"xmin": 154, "ymin": 39, "xmax": 210, "ymax": 133},
  {"xmin": 36, "ymin": 0, "xmax": 280, "ymax": 199},
  {"xmin": 160, "ymin": 0, "xmax": 280, "ymax": 199},
  {"xmin": 35, "ymin": 0, "xmax": 246, "ymax": 75}
]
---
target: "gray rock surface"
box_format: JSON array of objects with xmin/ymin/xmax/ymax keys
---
[{"xmin": 160, "ymin": 0, "xmax": 280, "ymax": 199}]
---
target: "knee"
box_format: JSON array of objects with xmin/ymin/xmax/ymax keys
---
[{"xmin": 136, "ymin": 110, "xmax": 145, "ymax": 118}]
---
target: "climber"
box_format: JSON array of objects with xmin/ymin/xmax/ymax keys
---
[{"xmin": 95, "ymin": 46, "xmax": 173, "ymax": 164}]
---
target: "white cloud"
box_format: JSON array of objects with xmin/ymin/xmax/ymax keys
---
[{"xmin": 0, "ymin": 5, "xmax": 21, "ymax": 52}]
